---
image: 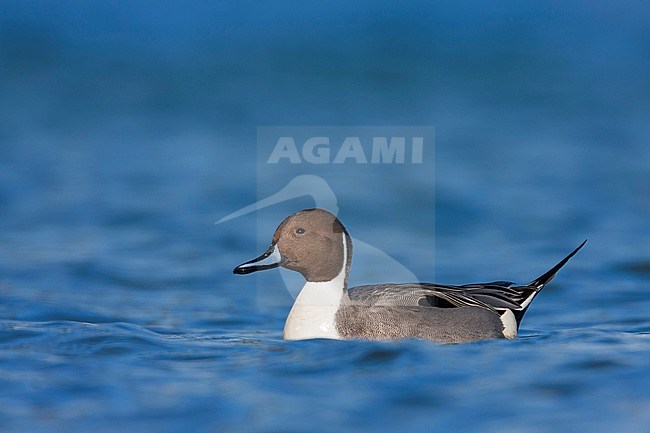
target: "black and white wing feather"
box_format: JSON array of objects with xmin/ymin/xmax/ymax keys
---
[{"xmin": 348, "ymin": 240, "xmax": 586, "ymax": 329}]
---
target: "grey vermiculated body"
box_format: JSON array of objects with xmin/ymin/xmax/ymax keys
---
[
  {"xmin": 335, "ymin": 303, "xmax": 504, "ymax": 343},
  {"xmin": 336, "ymin": 283, "xmax": 506, "ymax": 342}
]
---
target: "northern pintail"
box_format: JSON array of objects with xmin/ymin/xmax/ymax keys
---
[{"xmin": 233, "ymin": 208, "xmax": 586, "ymax": 343}]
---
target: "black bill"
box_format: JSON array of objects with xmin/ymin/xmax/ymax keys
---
[{"xmin": 233, "ymin": 243, "xmax": 286, "ymax": 274}]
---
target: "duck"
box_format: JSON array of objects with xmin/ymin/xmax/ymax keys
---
[{"xmin": 233, "ymin": 208, "xmax": 586, "ymax": 343}]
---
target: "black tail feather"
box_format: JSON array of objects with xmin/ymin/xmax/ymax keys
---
[
  {"xmin": 529, "ymin": 239, "xmax": 588, "ymax": 288},
  {"xmin": 512, "ymin": 239, "xmax": 587, "ymax": 328}
]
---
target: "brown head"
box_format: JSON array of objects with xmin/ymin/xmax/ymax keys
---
[{"xmin": 233, "ymin": 208, "xmax": 352, "ymax": 283}]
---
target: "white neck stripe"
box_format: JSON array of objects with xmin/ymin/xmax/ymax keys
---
[{"xmin": 283, "ymin": 232, "xmax": 347, "ymax": 340}]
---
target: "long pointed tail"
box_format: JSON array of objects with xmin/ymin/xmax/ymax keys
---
[
  {"xmin": 528, "ymin": 239, "xmax": 587, "ymax": 288},
  {"xmin": 511, "ymin": 239, "xmax": 587, "ymax": 328}
]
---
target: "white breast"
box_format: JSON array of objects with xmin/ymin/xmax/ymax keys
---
[{"xmin": 283, "ymin": 280, "xmax": 344, "ymax": 340}]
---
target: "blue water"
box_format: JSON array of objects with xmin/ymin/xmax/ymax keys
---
[{"xmin": 1, "ymin": 2, "xmax": 649, "ymax": 432}]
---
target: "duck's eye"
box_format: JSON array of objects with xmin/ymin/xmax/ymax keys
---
[{"xmin": 295, "ymin": 228, "xmax": 305, "ymax": 235}]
